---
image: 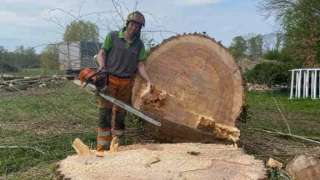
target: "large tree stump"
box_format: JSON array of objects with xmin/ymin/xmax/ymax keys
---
[
  {"xmin": 56, "ymin": 143, "xmax": 266, "ymax": 180},
  {"xmin": 132, "ymin": 34, "xmax": 244, "ymax": 142}
]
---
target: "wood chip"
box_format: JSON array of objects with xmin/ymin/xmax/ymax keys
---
[
  {"xmin": 144, "ymin": 156, "xmax": 161, "ymax": 167},
  {"xmin": 109, "ymin": 137, "xmax": 119, "ymax": 153},
  {"xmin": 72, "ymin": 138, "xmax": 92, "ymax": 156},
  {"xmin": 266, "ymin": 158, "xmax": 283, "ymax": 169}
]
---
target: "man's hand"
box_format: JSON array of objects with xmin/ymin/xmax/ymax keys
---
[{"xmin": 140, "ymin": 81, "xmax": 152, "ymax": 98}]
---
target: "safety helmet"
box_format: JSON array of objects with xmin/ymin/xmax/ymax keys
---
[{"xmin": 126, "ymin": 11, "xmax": 145, "ymax": 27}]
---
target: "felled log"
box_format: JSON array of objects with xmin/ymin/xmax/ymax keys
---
[
  {"xmin": 0, "ymin": 75, "xmax": 67, "ymax": 91},
  {"xmin": 0, "ymin": 74, "xmax": 24, "ymax": 81},
  {"xmin": 286, "ymin": 154, "xmax": 320, "ymax": 180},
  {"xmin": 132, "ymin": 34, "xmax": 244, "ymax": 143},
  {"xmin": 56, "ymin": 143, "xmax": 266, "ymax": 180}
]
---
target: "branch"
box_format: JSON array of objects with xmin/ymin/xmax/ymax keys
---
[
  {"xmin": 251, "ymin": 128, "xmax": 320, "ymax": 145},
  {"xmin": 143, "ymin": 30, "xmax": 179, "ymax": 35},
  {"xmin": 133, "ymin": 0, "xmax": 139, "ymax": 11},
  {"xmin": 78, "ymin": 0, "xmax": 86, "ymax": 18},
  {"xmin": 49, "ymin": 8, "xmax": 79, "ymax": 21},
  {"xmin": 112, "ymin": 0, "xmax": 125, "ymax": 22},
  {"xmin": 259, "ymin": 0, "xmax": 297, "ymax": 19},
  {"xmin": 272, "ymin": 97, "xmax": 291, "ymax": 134}
]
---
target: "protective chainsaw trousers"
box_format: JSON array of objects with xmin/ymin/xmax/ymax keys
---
[
  {"xmin": 96, "ymin": 108, "xmax": 112, "ymax": 152},
  {"xmin": 96, "ymin": 75, "xmax": 133, "ymax": 151}
]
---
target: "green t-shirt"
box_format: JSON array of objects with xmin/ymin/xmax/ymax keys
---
[{"xmin": 102, "ymin": 30, "xmax": 146, "ymax": 62}]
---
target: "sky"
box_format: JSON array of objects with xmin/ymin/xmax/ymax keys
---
[{"xmin": 0, "ymin": 0, "xmax": 279, "ymax": 52}]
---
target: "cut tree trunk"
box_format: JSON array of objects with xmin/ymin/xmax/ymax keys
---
[
  {"xmin": 56, "ymin": 143, "xmax": 266, "ymax": 180},
  {"xmin": 286, "ymin": 154, "xmax": 320, "ymax": 180},
  {"xmin": 132, "ymin": 34, "xmax": 244, "ymax": 143}
]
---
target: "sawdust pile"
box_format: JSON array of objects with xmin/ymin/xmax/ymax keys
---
[{"xmin": 56, "ymin": 143, "xmax": 266, "ymax": 180}]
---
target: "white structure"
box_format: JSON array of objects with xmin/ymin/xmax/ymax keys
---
[
  {"xmin": 58, "ymin": 41, "xmax": 101, "ymax": 72},
  {"xmin": 289, "ymin": 68, "xmax": 320, "ymax": 99}
]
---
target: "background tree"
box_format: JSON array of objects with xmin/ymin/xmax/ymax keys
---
[
  {"xmin": 274, "ymin": 32, "xmax": 283, "ymax": 51},
  {"xmin": 229, "ymin": 36, "xmax": 247, "ymax": 60},
  {"xmin": 260, "ymin": 0, "xmax": 320, "ymax": 67},
  {"xmin": 0, "ymin": 46, "xmax": 39, "ymax": 72},
  {"xmin": 247, "ymin": 34, "xmax": 263, "ymax": 61},
  {"xmin": 22, "ymin": 47, "xmax": 39, "ymax": 68},
  {"xmin": 0, "ymin": 46, "xmax": 17, "ymax": 72},
  {"xmin": 63, "ymin": 20, "xmax": 99, "ymax": 42},
  {"xmin": 40, "ymin": 45, "xmax": 59, "ymax": 69}
]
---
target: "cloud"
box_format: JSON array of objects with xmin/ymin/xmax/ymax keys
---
[
  {"xmin": 0, "ymin": 10, "xmax": 48, "ymax": 27},
  {"xmin": 174, "ymin": 0, "xmax": 222, "ymax": 6},
  {"xmin": 1, "ymin": 0, "xmax": 70, "ymax": 6},
  {"xmin": 0, "ymin": 0, "xmax": 277, "ymax": 51}
]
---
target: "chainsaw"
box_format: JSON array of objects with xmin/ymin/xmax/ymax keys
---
[{"xmin": 77, "ymin": 68, "xmax": 161, "ymax": 127}]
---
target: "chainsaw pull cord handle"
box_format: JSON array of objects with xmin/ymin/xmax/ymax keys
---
[
  {"xmin": 83, "ymin": 69, "xmax": 106, "ymax": 88},
  {"xmin": 82, "ymin": 71, "xmax": 99, "ymax": 88}
]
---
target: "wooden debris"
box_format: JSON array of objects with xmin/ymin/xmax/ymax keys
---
[
  {"xmin": 266, "ymin": 158, "xmax": 283, "ymax": 169},
  {"xmin": 72, "ymin": 138, "xmax": 92, "ymax": 156},
  {"xmin": 144, "ymin": 156, "xmax": 161, "ymax": 167},
  {"xmin": 252, "ymin": 128, "xmax": 320, "ymax": 145},
  {"xmin": 109, "ymin": 137, "xmax": 119, "ymax": 153},
  {"xmin": 247, "ymin": 83, "xmax": 287, "ymax": 91},
  {"xmin": 187, "ymin": 151, "xmax": 201, "ymax": 156},
  {"xmin": 286, "ymin": 154, "xmax": 320, "ymax": 180},
  {"xmin": 0, "ymin": 75, "xmax": 67, "ymax": 91}
]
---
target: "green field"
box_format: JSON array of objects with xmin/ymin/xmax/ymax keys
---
[
  {"xmin": 240, "ymin": 91, "xmax": 320, "ymax": 164},
  {"xmin": 0, "ymin": 80, "xmax": 320, "ymax": 179},
  {"xmin": 0, "ymin": 82, "xmax": 97, "ymax": 179},
  {"xmin": 10, "ymin": 68, "xmax": 64, "ymax": 77}
]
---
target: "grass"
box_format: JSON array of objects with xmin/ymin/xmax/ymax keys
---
[
  {"xmin": 11, "ymin": 68, "xmax": 64, "ymax": 77},
  {"xmin": 240, "ymin": 90, "xmax": 320, "ymax": 164},
  {"xmin": 0, "ymin": 79, "xmax": 145, "ymax": 179},
  {"xmin": 0, "ymin": 82, "xmax": 98, "ymax": 178},
  {"xmin": 0, "ymin": 76, "xmax": 319, "ymax": 178},
  {"xmin": 243, "ymin": 91, "xmax": 320, "ymax": 137}
]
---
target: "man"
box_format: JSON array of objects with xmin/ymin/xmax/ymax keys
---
[{"xmin": 95, "ymin": 11, "xmax": 151, "ymax": 156}]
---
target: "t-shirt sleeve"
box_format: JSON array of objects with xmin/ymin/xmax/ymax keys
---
[
  {"xmin": 138, "ymin": 44, "xmax": 147, "ymax": 62},
  {"xmin": 102, "ymin": 33, "xmax": 112, "ymax": 52}
]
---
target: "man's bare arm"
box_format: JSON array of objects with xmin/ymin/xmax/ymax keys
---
[
  {"xmin": 138, "ymin": 62, "xmax": 151, "ymax": 84},
  {"xmin": 138, "ymin": 62, "xmax": 152, "ymax": 97},
  {"xmin": 97, "ymin": 49, "xmax": 105, "ymax": 70}
]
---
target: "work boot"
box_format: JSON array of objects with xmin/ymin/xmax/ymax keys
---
[
  {"xmin": 111, "ymin": 129, "xmax": 125, "ymax": 145},
  {"xmin": 96, "ymin": 128, "xmax": 112, "ymax": 157}
]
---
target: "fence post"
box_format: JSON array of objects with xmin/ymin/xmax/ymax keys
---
[{"xmin": 290, "ymin": 70, "xmax": 294, "ymax": 99}]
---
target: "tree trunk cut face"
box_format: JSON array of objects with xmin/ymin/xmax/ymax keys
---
[
  {"xmin": 132, "ymin": 34, "xmax": 244, "ymax": 142},
  {"xmin": 56, "ymin": 143, "xmax": 266, "ymax": 180}
]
